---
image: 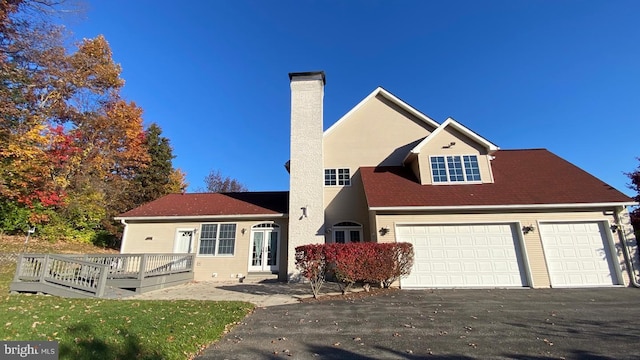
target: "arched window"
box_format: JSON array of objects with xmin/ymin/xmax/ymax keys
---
[
  {"xmin": 332, "ymin": 221, "xmax": 363, "ymax": 244},
  {"xmin": 252, "ymin": 223, "xmax": 280, "ymax": 229}
]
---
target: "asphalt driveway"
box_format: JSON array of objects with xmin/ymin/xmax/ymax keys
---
[{"xmin": 196, "ymin": 288, "xmax": 640, "ymax": 360}]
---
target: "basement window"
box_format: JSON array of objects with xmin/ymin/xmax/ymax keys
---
[
  {"xmin": 431, "ymin": 155, "xmax": 481, "ymax": 183},
  {"xmin": 324, "ymin": 168, "xmax": 350, "ymax": 186}
]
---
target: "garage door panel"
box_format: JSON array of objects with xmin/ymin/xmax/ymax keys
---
[
  {"xmin": 400, "ymin": 223, "xmax": 527, "ymax": 288},
  {"xmin": 463, "ymin": 263, "xmax": 477, "ymax": 272},
  {"xmin": 460, "ymin": 249, "xmax": 475, "ymax": 259},
  {"xmin": 475, "ymin": 249, "xmax": 490, "ymax": 258},
  {"xmin": 540, "ymin": 222, "xmax": 618, "ymax": 287}
]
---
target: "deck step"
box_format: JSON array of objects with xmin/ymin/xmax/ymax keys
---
[
  {"xmin": 243, "ymin": 272, "xmax": 280, "ymax": 283},
  {"xmin": 101, "ymin": 286, "xmax": 137, "ymax": 299}
]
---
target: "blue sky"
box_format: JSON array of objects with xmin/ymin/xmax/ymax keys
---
[{"xmin": 67, "ymin": 1, "xmax": 639, "ymax": 197}]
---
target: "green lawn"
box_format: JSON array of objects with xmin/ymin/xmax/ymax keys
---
[
  {"xmin": 0, "ymin": 293, "xmax": 253, "ymax": 360},
  {"xmin": 0, "ymin": 236, "xmax": 254, "ymax": 359}
]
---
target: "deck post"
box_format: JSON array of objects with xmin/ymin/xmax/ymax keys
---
[
  {"xmin": 12, "ymin": 254, "xmax": 24, "ymax": 283},
  {"xmin": 38, "ymin": 255, "xmax": 50, "ymax": 284},
  {"xmin": 95, "ymin": 265, "xmax": 108, "ymax": 298},
  {"xmin": 138, "ymin": 254, "xmax": 148, "ymax": 281}
]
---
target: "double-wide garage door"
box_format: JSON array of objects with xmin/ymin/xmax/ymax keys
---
[
  {"xmin": 398, "ymin": 221, "xmax": 620, "ymax": 288},
  {"xmin": 399, "ymin": 224, "xmax": 528, "ymax": 288},
  {"xmin": 539, "ymin": 222, "xmax": 619, "ymax": 287}
]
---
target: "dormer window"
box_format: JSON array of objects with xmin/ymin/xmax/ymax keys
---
[
  {"xmin": 325, "ymin": 168, "xmax": 351, "ymax": 186},
  {"xmin": 431, "ymin": 155, "xmax": 481, "ymax": 183}
]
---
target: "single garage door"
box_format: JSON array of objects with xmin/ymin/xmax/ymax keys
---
[
  {"xmin": 398, "ymin": 223, "xmax": 528, "ymax": 288},
  {"xmin": 540, "ymin": 222, "xmax": 619, "ymax": 287}
]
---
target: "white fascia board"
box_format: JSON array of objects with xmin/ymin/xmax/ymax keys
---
[
  {"xmin": 114, "ymin": 213, "xmax": 288, "ymax": 221},
  {"xmin": 406, "ymin": 118, "xmax": 500, "ymax": 163},
  {"xmin": 376, "ymin": 88, "xmax": 440, "ymax": 129},
  {"xmin": 323, "ymin": 87, "xmax": 440, "ymax": 137},
  {"xmin": 370, "ymin": 202, "xmax": 638, "ymax": 212}
]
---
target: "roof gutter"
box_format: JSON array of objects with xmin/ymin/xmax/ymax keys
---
[
  {"xmin": 119, "ymin": 219, "xmax": 128, "ymax": 254},
  {"xmin": 114, "ymin": 213, "xmax": 288, "ymax": 222},
  {"xmin": 369, "ymin": 202, "xmax": 638, "ymax": 212}
]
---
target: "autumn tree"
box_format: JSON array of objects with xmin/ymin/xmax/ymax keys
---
[
  {"xmin": 0, "ymin": 0, "xmax": 70, "ymax": 226},
  {"xmin": 205, "ymin": 169, "xmax": 247, "ymax": 193},
  {"xmin": 0, "ymin": 2, "xmax": 184, "ymax": 246}
]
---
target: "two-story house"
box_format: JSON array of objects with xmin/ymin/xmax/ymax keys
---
[{"xmin": 116, "ymin": 71, "xmax": 638, "ymax": 289}]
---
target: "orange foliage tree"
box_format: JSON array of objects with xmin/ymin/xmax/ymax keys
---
[{"xmin": 0, "ymin": 2, "xmax": 184, "ymax": 244}]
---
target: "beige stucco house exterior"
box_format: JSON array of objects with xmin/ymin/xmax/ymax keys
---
[{"xmin": 116, "ymin": 71, "xmax": 639, "ymax": 289}]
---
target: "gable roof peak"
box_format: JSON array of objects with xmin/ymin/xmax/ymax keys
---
[
  {"xmin": 324, "ymin": 87, "xmax": 440, "ymax": 137},
  {"xmin": 404, "ymin": 117, "xmax": 499, "ymax": 162}
]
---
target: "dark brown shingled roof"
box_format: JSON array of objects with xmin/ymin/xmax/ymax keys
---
[
  {"xmin": 361, "ymin": 149, "xmax": 633, "ymax": 208},
  {"xmin": 117, "ymin": 191, "xmax": 289, "ymax": 218}
]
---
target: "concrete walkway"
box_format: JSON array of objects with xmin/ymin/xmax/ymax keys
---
[{"xmin": 126, "ymin": 280, "xmax": 338, "ymax": 307}]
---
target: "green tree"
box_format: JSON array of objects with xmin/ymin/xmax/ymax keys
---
[{"xmin": 129, "ymin": 123, "xmax": 186, "ymax": 206}]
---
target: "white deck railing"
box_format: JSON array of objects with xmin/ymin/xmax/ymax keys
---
[{"xmin": 11, "ymin": 253, "xmax": 195, "ymax": 297}]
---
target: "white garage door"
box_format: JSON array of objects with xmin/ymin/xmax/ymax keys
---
[
  {"xmin": 398, "ymin": 224, "xmax": 528, "ymax": 288},
  {"xmin": 540, "ymin": 222, "xmax": 619, "ymax": 287}
]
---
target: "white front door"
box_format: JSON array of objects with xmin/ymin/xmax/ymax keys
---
[
  {"xmin": 174, "ymin": 229, "xmax": 194, "ymax": 253},
  {"xmin": 249, "ymin": 228, "xmax": 279, "ymax": 272}
]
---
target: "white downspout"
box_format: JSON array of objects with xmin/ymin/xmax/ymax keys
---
[
  {"xmin": 119, "ymin": 219, "xmax": 129, "ymax": 254},
  {"xmin": 615, "ymin": 206, "xmax": 640, "ymax": 288}
]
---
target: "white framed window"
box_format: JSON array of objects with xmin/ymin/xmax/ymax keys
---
[
  {"xmin": 324, "ymin": 168, "xmax": 350, "ymax": 186},
  {"xmin": 198, "ymin": 223, "xmax": 236, "ymax": 256},
  {"xmin": 430, "ymin": 155, "xmax": 481, "ymax": 183},
  {"xmin": 332, "ymin": 221, "xmax": 362, "ymax": 244}
]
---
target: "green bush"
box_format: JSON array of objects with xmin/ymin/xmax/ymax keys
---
[
  {"xmin": 0, "ymin": 200, "xmax": 31, "ymax": 234},
  {"xmin": 91, "ymin": 230, "xmax": 118, "ymax": 248}
]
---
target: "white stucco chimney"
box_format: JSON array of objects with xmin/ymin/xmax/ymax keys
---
[{"xmin": 287, "ymin": 71, "xmax": 326, "ymax": 280}]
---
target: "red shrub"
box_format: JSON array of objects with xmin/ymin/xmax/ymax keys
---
[
  {"xmin": 375, "ymin": 243, "xmax": 414, "ymax": 288},
  {"xmin": 296, "ymin": 242, "xmax": 415, "ymax": 296},
  {"xmin": 329, "ymin": 243, "xmax": 379, "ymax": 293},
  {"xmin": 295, "ymin": 244, "xmax": 335, "ymax": 298}
]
